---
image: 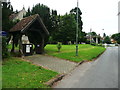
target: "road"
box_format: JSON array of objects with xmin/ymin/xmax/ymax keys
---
[{"xmin": 53, "ymin": 47, "xmax": 118, "ymax": 88}]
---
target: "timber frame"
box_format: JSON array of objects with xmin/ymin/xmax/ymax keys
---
[{"xmin": 9, "ymin": 14, "xmax": 49, "ymax": 55}]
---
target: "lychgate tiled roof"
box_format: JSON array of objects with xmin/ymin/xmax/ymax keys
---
[{"xmin": 10, "ymin": 14, "xmax": 49, "ymax": 35}]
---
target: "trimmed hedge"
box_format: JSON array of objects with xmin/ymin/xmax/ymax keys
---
[{"xmin": 2, "ymin": 36, "xmax": 9, "ymax": 59}]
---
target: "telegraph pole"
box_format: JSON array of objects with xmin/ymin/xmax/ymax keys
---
[
  {"xmin": 90, "ymin": 28, "xmax": 92, "ymax": 44},
  {"xmin": 102, "ymin": 29, "xmax": 104, "ymax": 44},
  {"xmin": 76, "ymin": 0, "xmax": 79, "ymax": 56}
]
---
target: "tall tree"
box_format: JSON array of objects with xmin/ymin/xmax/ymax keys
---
[
  {"xmin": 70, "ymin": 7, "xmax": 85, "ymax": 43},
  {"xmin": 103, "ymin": 33, "xmax": 106, "ymax": 38},
  {"xmin": 23, "ymin": 3, "xmax": 53, "ymax": 46},
  {"xmin": 50, "ymin": 10, "xmax": 60, "ymax": 36},
  {"xmin": 25, "ymin": 7, "xmax": 31, "ymax": 17},
  {"xmin": 31, "ymin": 3, "xmax": 52, "ymax": 33},
  {"xmin": 70, "ymin": 7, "xmax": 83, "ymax": 31},
  {"xmin": 53, "ymin": 14, "xmax": 76, "ymax": 44},
  {"xmin": 2, "ymin": 1, "xmax": 14, "ymax": 32}
]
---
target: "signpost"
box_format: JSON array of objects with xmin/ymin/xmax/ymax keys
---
[{"xmin": 0, "ymin": 31, "xmax": 7, "ymax": 36}]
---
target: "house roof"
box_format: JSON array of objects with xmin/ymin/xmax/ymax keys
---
[
  {"xmin": 9, "ymin": 13, "xmax": 18, "ymax": 20},
  {"xmin": 9, "ymin": 14, "xmax": 49, "ymax": 35},
  {"xmin": 9, "ymin": 8, "xmax": 26, "ymax": 21}
]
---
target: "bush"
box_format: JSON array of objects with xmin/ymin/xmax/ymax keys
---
[
  {"xmin": 91, "ymin": 43, "xmax": 96, "ymax": 46},
  {"xmin": 2, "ymin": 36, "xmax": 10, "ymax": 59},
  {"xmin": 97, "ymin": 44, "xmax": 104, "ymax": 47},
  {"xmin": 115, "ymin": 43, "xmax": 119, "ymax": 46},
  {"xmin": 103, "ymin": 36, "xmax": 111, "ymax": 44},
  {"xmin": 86, "ymin": 40, "xmax": 90, "ymax": 44},
  {"xmin": 57, "ymin": 42, "xmax": 62, "ymax": 52}
]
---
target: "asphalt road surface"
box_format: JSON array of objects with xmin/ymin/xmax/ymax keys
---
[{"xmin": 53, "ymin": 47, "xmax": 118, "ymax": 88}]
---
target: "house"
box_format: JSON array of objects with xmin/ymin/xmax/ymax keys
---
[
  {"xmin": 9, "ymin": 7, "xmax": 26, "ymax": 22},
  {"xmin": 111, "ymin": 39, "xmax": 117, "ymax": 44},
  {"xmin": 86, "ymin": 33, "xmax": 101, "ymax": 44},
  {"xmin": 9, "ymin": 14, "xmax": 49, "ymax": 55}
]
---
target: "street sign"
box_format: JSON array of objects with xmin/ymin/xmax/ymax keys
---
[{"xmin": 0, "ymin": 31, "xmax": 7, "ymax": 36}]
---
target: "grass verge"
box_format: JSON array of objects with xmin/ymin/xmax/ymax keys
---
[
  {"xmin": 2, "ymin": 57, "xmax": 58, "ymax": 88},
  {"xmin": 45, "ymin": 44, "xmax": 106, "ymax": 62}
]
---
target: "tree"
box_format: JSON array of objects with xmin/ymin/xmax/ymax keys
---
[
  {"xmin": 50, "ymin": 10, "xmax": 60, "ymax": 35},
  {"xmin": 91, "ymin": 31, "xmax": 97, "ymax": 36},
  {"xmin": 70, "ymin": 7, "xmax": 83, "ymax": 31},
  {"xmin": 2, "ymin": 2, "xmax": 20, "ymax": 45},
  {"xmin": 23, "ymin": 3, "xmax": 53, "ymax": 46},
  {"xmin": 2, "ymin": 2, "xmax": 14, "ymax": 32},
  {"xmin": 31, "ymin": 4, "xmax": 52, "ymax": 33},
  {"xmin": 24, "ymin": 3, "xmax": 52, "ymax": 34},
  {"xmin": 70, "ymin": 7, "xmax": 85, "ymax": 43},
  {"xmin": 53, "ymin": 14, "xmax": 76, "ymax": 44},
  {"xmin": 103, "ymin": 36, "xmax": 111, "ymax": 44},
  {"xmin": 103, "ymin": 33, "xmax": 106, "ymax": 37},
  {"xmin": 25, "ymin": 7, "xmax": 31, "ymax": 17},
  {"xmin": 79, "ymin": 31, "xmax": 87, "ymax": 43},
  {"xmin": 111, "ymin": 33, "xmax": 120, "ymax": 44}
]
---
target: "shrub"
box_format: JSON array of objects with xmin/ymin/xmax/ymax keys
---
[
  {"xmin": 2, "ymin": 36, "xmax": 10, "ymax": 59},
  {"xmin": 86, "ymin": 40, "xmax": 90, "ymax": 44},
  {"xmin": 57, "ymin": 42, "xmax": 62, "ymax": 52},
  {"xmin": 91, "ymin": 43, "xmax": 96, "ymax": 46},
  {"xmin": 103, "ymin": 36, "xmax": 111, "ymax": 44},
  {"xmin": 97, "ymin": 44, "xmax": 104, "ymax": 47}
]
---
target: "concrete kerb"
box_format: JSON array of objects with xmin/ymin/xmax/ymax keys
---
[
  {"xmin": 45, "ymin": 61, "xmax": 85, "ymax": 87},
  {"xmin": 45, "ymin": 74, "xmax": 66, "ymax": 87}
]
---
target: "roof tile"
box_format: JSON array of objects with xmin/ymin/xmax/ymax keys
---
[{"xmin": 10, "ymin": 14, "xmax": 38, "ymax": 32}]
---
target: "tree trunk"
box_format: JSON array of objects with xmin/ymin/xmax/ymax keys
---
[
  {"xmin": 18, "ymin": 37, "xmax": 23, "ymax": 56},
  {"xmin": 11, "ymin": 35, "xmax": 15, "ymax": 52}
]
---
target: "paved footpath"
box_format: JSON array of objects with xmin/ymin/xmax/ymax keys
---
[{"xmin": 24, "ymin": 55, "xmax": 77, "ymax": 74}]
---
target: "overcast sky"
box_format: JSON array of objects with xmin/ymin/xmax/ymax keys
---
[{"xmin": 11, "ymin": 0, "xmax": 119, "ymax": 36}]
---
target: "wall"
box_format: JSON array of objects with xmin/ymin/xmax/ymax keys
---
[{"xmin": 13, "ymin": 8, "xmax": 26, "ymax": 21}]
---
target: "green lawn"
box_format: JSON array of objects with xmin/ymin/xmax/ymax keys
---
[
  {"xmin": 45, "ymin": 44, "xmax": 106, "ymax": 62},
  {"xmin": 8, "ymin": 44, "xmax": 19, "ymax": 50},
  {"xmin": 2, "ymin": 57, "xmax": 58, "ymax": 88}
]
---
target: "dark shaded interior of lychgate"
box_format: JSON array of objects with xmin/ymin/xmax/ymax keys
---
[{"xmin": 24, "ymin": 19, "xmax": 46, "ymax": 54}]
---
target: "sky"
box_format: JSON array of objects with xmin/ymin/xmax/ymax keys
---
[{"xmin": 11, "ymin": 0, "xmax": 119, "ymax": 36}]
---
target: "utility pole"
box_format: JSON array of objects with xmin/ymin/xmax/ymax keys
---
[
  {"xmin": 76, "ymin": 0, "xmax": 79, "ymax": 56},
  {"xmin": 102, "ymin": 29, "xmax": 104, "ymax": 44},
  {"xmin": 102, "ymin": 29, "xmax": 104, "ymax": 38},
  {"xmin": 90, "ymin": 28, "xmax": 92, "ymax": 44}
]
